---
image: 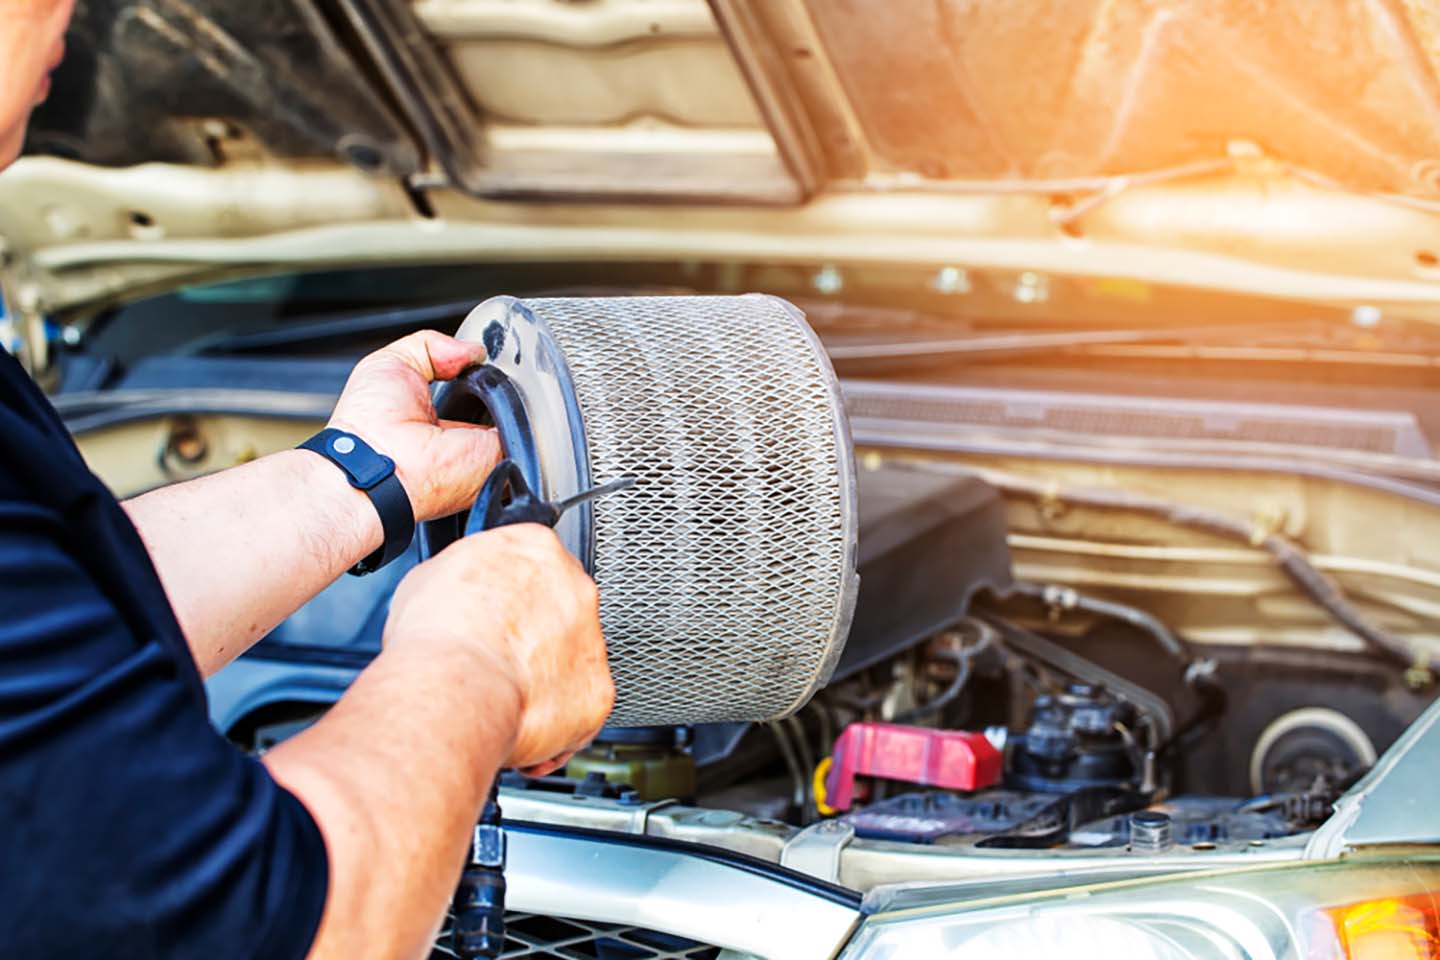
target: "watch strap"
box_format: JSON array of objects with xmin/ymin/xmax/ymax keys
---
[{"xmin": 298, "ymin": 428, "xmax": 415, "ymax": 575}]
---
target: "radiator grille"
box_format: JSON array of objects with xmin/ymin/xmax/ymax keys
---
[{"xmin": 433, "ymin": 911, "xmax": 723, "ymax": 960}]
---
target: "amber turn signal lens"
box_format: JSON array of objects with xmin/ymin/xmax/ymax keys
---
[{"xmin": 1311, "ymin": 896, "xmax": 1440, "ymax": 960}]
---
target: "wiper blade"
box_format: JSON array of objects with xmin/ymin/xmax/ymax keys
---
[
  {"xmin": 185, "ymin": 298, "xmax": 480, "ymax": 356},
  {"xmin": 54, "ymin": 387, "xmax": 336, "ymax": 434}
]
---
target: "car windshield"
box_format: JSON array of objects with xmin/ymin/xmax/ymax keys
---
[{"xmin": 78, "ymin": 262, "xmax": 716, "ymax": 365}]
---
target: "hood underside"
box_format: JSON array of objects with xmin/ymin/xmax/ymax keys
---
[
  {"xmin": 804, "ymin": 0, "xmax": 1440, "ymax": 199},
  {"xmin": 29, "ymin": 0, "xmax": 1440, "ymax": 202},
  {"xmin": 9, "ymin": 0, "xmax": 1440, "ymax": 320}
]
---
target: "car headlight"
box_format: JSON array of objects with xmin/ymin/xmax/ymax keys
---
[{"xmin": 842, "ymin": 857, "xmax": 1440, "ymax": 960}]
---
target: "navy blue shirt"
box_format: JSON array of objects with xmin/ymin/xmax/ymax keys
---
[{"xmin": 0, "ymin": 351, "xmax": 327, "ymax": 957}]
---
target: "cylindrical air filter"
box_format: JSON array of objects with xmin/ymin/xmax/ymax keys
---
[{"xmin": 424, "ymin": 295, "xmax": 858, "ymax": 726}]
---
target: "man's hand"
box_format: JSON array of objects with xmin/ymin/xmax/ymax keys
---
[
  {"xmin": 266, "ymin": 523, "xmax": 612, "ymax": 959},
  {"xmin": 383, "ymin": 523, "xmax": 615, "ymax": 773},
  {"xmin": 327, "ymin": 330, "xmax": 501, "ymax": 522},
  {"xmin": 126, "ymin": 329, "xmax": 504, "ymax": 675}
]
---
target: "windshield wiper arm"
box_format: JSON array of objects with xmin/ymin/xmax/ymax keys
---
[{"xmin": 184, "ymin": 298, "xmax": 481, "ymax": 356}]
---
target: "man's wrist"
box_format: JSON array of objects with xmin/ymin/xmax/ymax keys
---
[
  {"xmin": 278, "ymin": 449, "xmax": 385, "ymax": 574},
  {"xmin": 372, "ymin": 639, "xmax": 524, "ymax": 765},
  {"xmin": 295, "ymin": 428, "xmax": 416, "ymax": 575}
]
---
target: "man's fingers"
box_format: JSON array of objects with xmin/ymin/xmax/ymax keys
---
[
  {"xmin": 375, "ymin": 331, "xmax": 487, "ymax": 384},
  {"xmin": 519, "ymin": 751, "xmax": 576, "ymax": 778},
  {"xmin": 436, "ymin": 418, "xmax": 497, "ymax": 434},
  {"xmin": 427, "ymin": 334, "xmax": 489, "ymax": 381},
  {"xmin": 437, "ymin": 421, "xmax": 502, "ymax": 481}
]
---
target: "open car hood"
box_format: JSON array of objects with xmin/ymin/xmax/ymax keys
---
[
  {"xmin": 8, "ymin": 0, "xmax": 1440, "ymax": 322},
  {"xmin": 30, "ymin": 0, "xmax": 1440, "ymax": 203}
]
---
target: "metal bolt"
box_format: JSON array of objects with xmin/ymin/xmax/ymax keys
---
[
  {"xmin": 44, "ymin": 205, "xmax": 84, "ymax": 241},
  {"xmin": 1014, "ymin": 271, "xmax": 1049, "ymax": 304},
  {"xmin": 812, "ymin": 265, "xmax": 843, "ymax": 295},
  {"xmin": 1129, "ymin": 811, "xmax": 1173, "ymax": 853},
  {"xmin": 341, "ymin": 137, "xmax": 386, "ymax": 172},
  {"xmin": 1351, "ymin": 305, "xmax": 1382, "ymax": 329},
  {"xmin": 932, "ymin": 266, "xmax": 971, "ymax": 295},
  {"xmin": 167, "ymin": 418, "xmax": 209, "ymax": 465}
]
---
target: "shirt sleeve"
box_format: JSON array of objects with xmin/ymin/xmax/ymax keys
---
[{"xmin": 0, "ymin": 496, "xmax": 330, "ymax": 959}]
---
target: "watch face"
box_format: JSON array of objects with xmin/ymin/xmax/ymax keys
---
[{"xmin": 329, "ymin": 434, "xmax": 393, "ymax": 489}]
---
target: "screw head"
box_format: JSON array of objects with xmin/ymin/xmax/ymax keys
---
[
  {"xmin": 812, "ymin": 265, "xmax": 843, "ymax": 295},
  {"xmin": 1351, "ymin": 305, "xmax": 1382, "ymax": 328},
  {"xmin": 1014, "ymin": 272, "xmax": 1049, "ymax": 304},
  {"xmin": 933, "ymin": 266, "xmax": 971, "ymax": 295}
]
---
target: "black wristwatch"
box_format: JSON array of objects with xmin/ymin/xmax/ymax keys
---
[{"xmin": 298, "ymin": 428, "xmax": 415, "ymax": 576}]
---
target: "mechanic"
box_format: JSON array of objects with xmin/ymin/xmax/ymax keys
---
[{"xmin": 0, "ymin": 2, "xmax": 616, "ymax": 957}]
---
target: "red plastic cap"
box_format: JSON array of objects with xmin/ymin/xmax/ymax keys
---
[{"xmin": 824, "ymin": 722, "xmax": 1003, "ymax": 812}]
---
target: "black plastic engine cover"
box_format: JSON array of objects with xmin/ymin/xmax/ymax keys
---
[
  {"xmin": 834, "ymin": 465, "xmax": 1012, "ymax": 679},
  {"xmin": 845, "ymin": 790, "xmax": 1295, "ymax": 848},
  {"xmin": 842, "ymin": 790, "xmax": 1057, "ymax": 844}
]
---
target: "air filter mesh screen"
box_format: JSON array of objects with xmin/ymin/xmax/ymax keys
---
[{"xmin": 529, "ymin": 295, "xmax": 857, "ymax": 725}]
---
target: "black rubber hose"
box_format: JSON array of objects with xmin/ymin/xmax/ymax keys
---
[
  {"xmin": 893, "ymin": 651, "xmax": 973, "ymax": 724},
  {"xmin": 1158, "ymin": 670, "xmax": 1228, "ymax": 760},
  {"xmin": 1183, "ymin": 509, "xmax": 1418, "ymax": 673},
  {"xmin": 893, "ymin": 619, "xmax": 997, "ymax": 723},
  {"xmin": 987, "ymin": 475, "xmax": 1425, "ymax": 678},
  {"xmin": 1009, "ymin": 581, "xmax": 1194, "ymax": 664}
]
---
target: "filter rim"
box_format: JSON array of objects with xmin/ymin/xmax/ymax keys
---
[{"xmin": 428, "ymin": 296, "xmax": 596, "ymax": 571}]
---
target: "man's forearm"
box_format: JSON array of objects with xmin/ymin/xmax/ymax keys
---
[
  {"xmin": 263, "ymin": 644, "xmax": 520, "ymax": 960},
  {"xmin": 124, "ymin": 450, "xmax": 384, "ymax": 676}
]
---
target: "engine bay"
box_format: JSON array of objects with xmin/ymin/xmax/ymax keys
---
[
  {"xmin": 46, "ymin": 260, "xmax": 1440, "ymax": 881},
  {"xmin": 527, "ymin": 460, "xmax": 1409, "ymax": 861}
]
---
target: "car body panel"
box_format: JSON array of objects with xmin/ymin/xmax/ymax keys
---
[
  {"xmin": 1307, "ymin": 691, "xmax": 1440, "ymax": 855},
  {"xmin": 8, "ymin": 1, "xmax": 1440, "ymax": 330},
  {"xmin": 501, "ymin": 824, "xmax": 861, "ymax": 960},
  {"xmin": 34, "ymin": 0, "xmax": 1440, "ymax": 201}
]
